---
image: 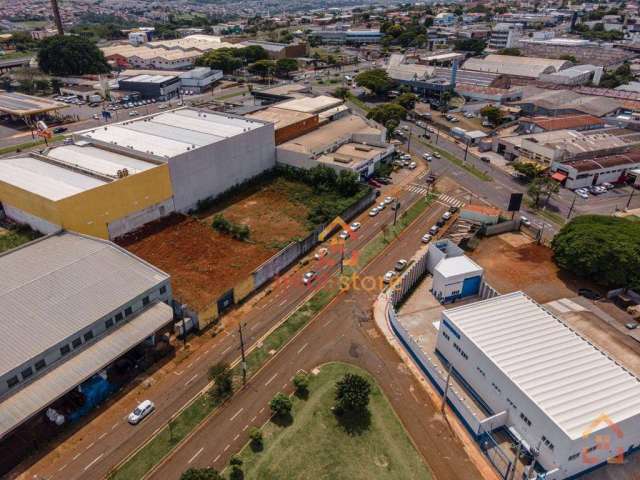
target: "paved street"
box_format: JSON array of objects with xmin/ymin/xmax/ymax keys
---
[
  {"xmin": 147, "ymin": 186, "xmax": 483, "ymax": 480},
  {"xmin": 14, "ymin": 167, "xmax": 465, "ymax": 480}
]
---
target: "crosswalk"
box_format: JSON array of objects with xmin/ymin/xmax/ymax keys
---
[
  {"xmin": 437, "ymin": 193, "xmax": 465, "ymax": 209},
  {"xmin": 406, "ymin": 183, "xmax": 431, "ymax": 195},
  {"xmin": 416, "ymin": 171, "xmax": 428, "ymax": 180}
]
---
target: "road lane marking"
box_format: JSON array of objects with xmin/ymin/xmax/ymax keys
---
[
  {"xmin": 98, "ymin": 433, "xmax": 107, "ymax": 440},
  {"xmin": 173, "ymin": 370, "xmax": 183, "ymax": 376},
  {"xmin": 278, "ymin": 299, "xmax": 287, "ymax": 307},
  {"xmin": 84, "ymin": 453, "xmax": 104, "ymax": 471},
  {"xmin": 186, "ymin": 362, "xmax": 193, "ymax": 369},
  {"xmin": 265, "ymin": 373, "xmax": 278, "ymax": 386},
  {"xmin": 213, "ymin": 454, "xmax": 221, "ymax": 463},
  {"xmin": 111, "ymin": 423, "xmax": 118, "ymax": 430},
  {"xmin": 282, "ymin": 382, "xmax": 287, "ymax": 389},
  {"xmin": 224, "ymin": 444, "xmax": 230, "ymax": 452},
  {"xmin": 86, "ymin": 442, "xmax": 95, "ymax": 450},
  {"xmin": 185, "ymin": 373, "xmax": 198, "ymax": 387},
  {"xmin": 188, "ymin": 447, "xmax": 204, "ymax": 464},
  {"xmin": 230, "ymin": 408, "xmax": 244, "ymax": 421},
  {"xmin": 242, "ymin": 425, "xmax": 248, "ymax": 431},
  {"xmin": 233, "ymin": 434, "xmax": 239, "ymax": 441},
  {"xmin": 251, "ymin": 416, "xmax": 257, "ymax": 422},
  {"xmin": 222, "ymin": 345, "xmax": 231, "ymax": 354},
  {"xmin": 194, "ymin": 356, "xmax": 201, "ymax": 362},
  {"xmin": 73, "ymin": 453, "xmax": 82, "ymax": 461},
  {"xmin": 259, "ymin": 407, "xmax": 265, "ymax": 414},
  {"xmin": 58, "ymin": 464, "xmax": 67, "ymax": 472},
  {"xmin": 297, "ymin": 343, "xmax": 308, "ymax": 354}
]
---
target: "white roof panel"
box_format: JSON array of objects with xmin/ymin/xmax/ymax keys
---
[
  {"xmin": 443, "ymin": 292, "xmax": 640, "ymax": 439},
  {"xmin": 435, "ymin": 255, "xmax": 483, "ymax": 278},
  {"xmin": 47, "ymin": 145, "xmax": 157, "ymax": 177},
  {"xmin": 0, "ymin": 157, "xmax": 106, "ymax": 200}
]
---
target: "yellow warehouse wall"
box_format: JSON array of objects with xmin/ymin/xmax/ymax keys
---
[
  {"xmin": 0, "ymin": 181, "xmax": 63, "ymax": 227},
  {"xmin": 198, "ymin": 302, "xmax": 219, "ymax": 330},
  {"xmin": 58, "ymin": 164, "xmax": 174, "ymax": 238},
  {"xmin": 233, "ymin": 275, "xmax": 255, "ymax": 304}
]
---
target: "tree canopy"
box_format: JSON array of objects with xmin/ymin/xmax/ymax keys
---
[
  {"xmin": 480, "ymin": 105, "xmax": 503, "ymax": 125},
  {"xmin": 453, "ymin": 38, "xmax": 486, "ymax": 55},
  {"xmin": 366, "ymin": 103, "xmax": 407, "ymax": 125},
  {"xmin": 270, "ymin": 392, "xmax": 293, "ymax": 417},
  {"xmin": 180, "ymin": 467, "xmax": 224, "ymax": 480},
  {"xmin": 527, "ymin": 176, "xmax": 559, "ymax": 207},
  {"xmin": 37, "ymin": 35, "xmax": 110, "ymax": 76},
  {"xmin": 335, "ymin": 373, "xmax": 371, "ymax": 413},
  {"xmin": 275, "ymin": 58, "xmax": 298, "ymax": 77},
  {"xmin": 552, "ymin": 215, "xmax": 640, "ymax": 290},
  {"xmin": 196, "ymin": 45, "xmax": 268, "ymax": 74},
  {"xmin": 512, "ymin": 161, "xmax": 545, "ymax": 179},
  {"xmin": 395, "ymin": 92, "xmax": 418, "ymax": 110},
  {"xmin": 355, "ymin": 69, "xmax": 394, "ymax": 95}
]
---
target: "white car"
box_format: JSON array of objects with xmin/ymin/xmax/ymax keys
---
[
  {"xmin": 442, "ymin": 211, "xmax": 452, "ymax": 220},
  {"xmin": 383, "ymin": 196, "xmax": 394, "ymax": 205},
  {"xmin": 395, "ymin": 259, "xmax": 408, "ymax": 271},
  {"xmin": 576, "ymin": 191, "xmax": 589, "ymax": 199},
  {"xmin": 303, "ymin": 271, "xmax": 317, "ymax": 285},
  {"xmin": 369, "ymin": 207, "xmax": 380, "ymax": 217},
  {"xmin": 350, "ymin": 222, "xmax": 361, "ymax": 231},
  {"xmin": 423, "ymin": 153, "xmax": 432, "ymax": 161},
  {"xmin": 128, "ymin": 400, "xmax": 155, "ymax": 425},
  {"xmin": 520, "ymin": 216, "xmax": 531, "ymax": 227},
  {"xmin": 408, "ymin": 162, "xmax": 417, "ymax": 170},
  {"xmin": 383, "ymin": 270, "xmax": 397, "ymax": 284},
  {"xmin": 378, "ymin": 202, "xmax": 386, "ymax": 210},
  {"xmin": 339, "ymin": 230, "xmax": 350, "ymax": 240},
  {"xmin": 314, "ymin": 247, "xmax": 328, "ymax": 260},
  {"xmin": 421, "ymin": 234, "xmax": 432, "ymax": 243}
]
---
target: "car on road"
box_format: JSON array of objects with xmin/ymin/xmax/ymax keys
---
[
  {"xmin": 428, "ymin": 225, "xmax": 439, "ymax": 235},
  {"xmin": 129, "ymin": 111, "xmax": 138, "ymax": 116},
  {"xmin": 375, "ymin": 177, "xmax": 392, "ymax": 185},
  {"xmin": 383, "ymin": 270, "xmax": 397, "ymax": 284},
  {"xmin": 432, "ymin": 152, "xmax": 440, "ymax": 158},
  {"xmin": 339, "ymin": 230, "xmax": 350, "ymax": 240},
  {"xmin": 463, "ymin": 112, "xmax": 475, "ymax": 118},
  {"xmin": 436, "ymin": 218, "xmax": 446, "ymax": 227},
  {"xmin": 158, "ymin": 104, "xmax": 168, "ymax": 109},
  {"xmin": 442, "ymin": 211, "xmax": 452, "ymax": 220},
  {"xmin": 520, "ymin": 216, "xmax": 531, "ymax": 227},
  {"xmin": 395, "ymin": 259, "xmax": 408, "ymax": 271},
  {"xmin": 378, "ymin": 202, "xmax": 386, "ymax": 210},
  {"xmin": 578, "ymin": 288, "xmax": 601, "ymax": 300},
  {"xmin": 625, "ymin": 321, "xmax": 639, "ymax": 330},
  {"xmin": 52, "ymin": 126, "xmax": 68, "ymax": 134},
  {"xmin": 449, "ymin": 206, "xmax": 459, "ymax": 213},
  {"xmin": 128, "ymin": 400, "xmax": 155, "ymax": 425},
  {"xmin": 302, "ymin": 271, "xmax": 317, "ymax": 285},
  {"xmin": 314, "ymin": 247, "xmax": 328, "ymax": 260},
  {"xmin": 576, "ymin": 190, "xmax": 589, "ymax": 199},
  {"xmin": 402, "ymin": 125, "xmax": 410, "ymax": 131},
  {"xmin": 421, "ymin": 233, "xmax": 432, "ymax": 243},
  {"xmin": 369, "ymin": 207, "xmax": 380, "ymax": 217},
  {"xmin": 602, "ymin": 182, "xmax": 614, "ymax": 190},
  {"xmin": 350, "ymin": 222, "xmax": 361, "ymax": 231},
  {"xmin": 423, "ymin": 153, "xmax": 433, "ymax": 161},
  {"xmin": 383, "ymin": 196, "xmax": 394, "ymax": 205},
  {"xmin": 368, "ymin": 178, "xmax": 382, "ymax": 188},
  {"xmin": 480, "ymin": 156, "xmax": 490, "ymax": 163},
  {"xmin": 408, "ymin": 161, "xmax": 417, "ymax": 170},
  {"xmin": 416, "ymin": 121, "xmax": 426, "ymax": 128}
]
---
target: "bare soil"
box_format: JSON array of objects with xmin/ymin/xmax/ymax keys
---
[
  {"xmin": 469, "ymin": 233, "xmax": 584, "ymax": 303},
  {"xmin": 117, "ymin": 214, "xmax": 275, "ymax": 310}
]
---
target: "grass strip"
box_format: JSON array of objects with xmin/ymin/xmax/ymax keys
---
[
  {"xmin": 227, "ymin": 362, "xmax": 433, "ymax": 479},
  {"xmin": 0, "ymin": 134, "xmax": 64, "ymax": 155},
  {"xmin": 346, "ymin": 93, "xmax": 371, "ymax": 113},
  {"xmin": 109, "ymin": 194, "xmax": 429, "ymax": 480},
  {"xmin": 418, "ymin": 137, "xmax": 492, "ymax": 182},
  {"xmin": 216, "ymin": 90, "xmax": 246, "ymax": 101}
]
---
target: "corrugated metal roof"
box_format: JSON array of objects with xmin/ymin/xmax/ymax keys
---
[
  {"xmin": 443, "ymin": 292, "xmax": 640, "ymax": 439},
  {"xmin": 0, "ymin": 301, "xmax": 173, "ymax": 438},
  {"xmin": 0, "ymin": 232, "xmax": 169, "ymax": 379},
  {"xmin": 47, "ymin": 144, "xmax": 157, "ymax": 177}
]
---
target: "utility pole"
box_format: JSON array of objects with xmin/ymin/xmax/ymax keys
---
[
  {"xmin": 181, "ymin": 304, "xmax": 187, "ymax": 348},
  {"xmin": 463, "ymin": 138, "xmax": 470, "ymax": 164},
  {"xmin": 239, "ymin": 323, "xmax": 247, "ymax": 385},
  {"xmin": 393, "ymin": 199, "xmax": 400, "ymax": 225},
  {"xmin": 441, "ymin": 363, "xmax": 453, "ymax": 414},
  {"xmin": 340, "ymin": 242, "xmax": 345, "ymax": 274},
  {"xmin": 627, "ymin": 187, "xmax": 636, "ymax": 209},
  {"xmin": 434, "ymin": 124, "xmax": 440, "ymax": 145},
  {"xmin": 567, "ymin": 192, "xmax": 577, "ymax": 219},
  {"xmin": 50, "ymin": 0, "xmax": 64, "ymax": 35},
  {"xmin": 407, "ymin": 127, "xmax": 412, "ymax": 152}
]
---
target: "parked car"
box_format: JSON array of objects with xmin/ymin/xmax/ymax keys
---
[
  {"xmin": 400, "ymin": 154, "xmax": 411, "ymax": 161},
  {"xmin": 449, "ymin": 206, "xmax": 459, "ymax": 213},
  {"xmin": 350, "ymin": 222, "xmax": 361, "ymax": 231},
  {"xmin": 480, "ymin": 156, "xmax": 490, "ymax": 163},
  {"xmin": 378, "ymin": 202, "xmax": 386, "ymax": 210},
  {"xmin": 520, "ymin": 216, "xmax": 531, "ymax": 227},
  {"xmin": 395, "ymin": 259, "xmax": 408, "ymax": 271},
  {"xmin": 302, "ymin": 271, "xmax": 317, "ymax": 285},
  {"xmin": 368, "ymin": 179, "xmax": 382, "ymax": 188},
  {"xmin": 383, "ymin": 270, "xmax": 397, "ymax": 284},
  {"xmin": 436, "ymin": 218, "xmax": 445, "ymax": 227},
  {"xmin": 578, "ymin": 288, "xmax": 601, "ymax": 300},
  {"xmin": 429, "ymin": 225, "xmax": 439, "ymax": 235},
  {"xmin": 375, "ymin": 177, "xmax": 392, "ymax": 185},
  {"xmin": 432, "ymin": 152, "xmax": 441, "ymax": 158},
  {"xmin": 442, "ymin": 211, "xmax": 452, "ymax": 220},
  {"xmin": 576, "ymin": 191, "xmax": 589, "ymax": 199},
  {"xmin": 128, "ymin": 400, "xmax": 155, "ymax": 425},
  {"xmin": 423, "ymin": 153, "xmax": 432, "ymax": 161},
  {"xmin": 384, "ymin": 196, "xmax": 394, "ymax": 205},
  {"xmin": 408, "ymin": 161, "xmax": 417, "ymax": 170},
  {"xmin": 602, "ymin": 182, "xmax": 614, "ymax": 190},
  {"xmin": 314, "ymin": 247, "xmax": 328, "ymax": 260},
  {"xmin": 421, "ymin": 233, "xmax": 432, "ymax": 243},
  {"xmin": 52, "ymin": 126, "xmax": 68, "ymax": 134},
  {"xmin": 463, "ymin": 112, "xmax": 475, "ymax": 118},
  {"xmin": 339, "ymin": 230, "xmax": 350, "ymax": 240},
  {"xmin": 369, "ymin": 207, "xmax": 380, "ymax": 217},
  {"xmin": 625, "ymin": 321, "xmax": 639, "ymax": 330}
]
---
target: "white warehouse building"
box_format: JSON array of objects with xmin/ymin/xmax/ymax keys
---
[{"xmin": 436, "ymin": 292, "xmax": 640, "ymax": 480}]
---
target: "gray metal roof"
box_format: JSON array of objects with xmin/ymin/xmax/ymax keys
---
[
  {"xmin": 444, "ymin": 292, "xmax": 640, "ymax": 439},
  {"xmin": 0, "ymin": 231, "xmax": 169, "ymax": 379},
  {"xmin": 0, "ymin": 301, "xmax": 173, "ymax": 438}
]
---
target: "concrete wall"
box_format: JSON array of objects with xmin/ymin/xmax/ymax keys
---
[
  {"xmin": 2, "ymin": 203, "xmax": 60, "ymax": 234},
  {"xmin": 108, "ymin": 197, "xmax": 175, "ymax": 239},
  {"xmin": 275, "ymin": 115, "xmax": 319, "ymax": 145},
  {"xmin": 170, "ymin": 123, "xmax": 276, "ymax": 212}
]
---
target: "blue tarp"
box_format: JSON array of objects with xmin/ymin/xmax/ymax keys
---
[{"xmin": 68, "ymin": 376, "xmax": 117, "ymax": 423}]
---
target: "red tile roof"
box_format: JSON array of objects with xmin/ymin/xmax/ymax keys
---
[{"xmin": 523, "ymin": 114, "xmax": 604, "ymax": 131}]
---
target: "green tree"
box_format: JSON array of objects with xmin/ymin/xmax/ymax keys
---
[
  {"xmin": 270, "ymin": 392, "xmax": 293, "ymax": 417},
  {"xmin": 334, "ymin": 373, "xmax": 371, "ymax": 414},
  {"xmin": 332, "ymin": 86, "xmax": 349, "ymax": 99},
  {"xmin": 385, "ymin": 119, "xmax": 399, "ymax": 141},
  {"xmin": 498, "ymin": 47, "xmax": 521, "ymax": 56},
  {"xmin": 50, "ymin": 77, "xmax": 63, "ymax": 94},
  {"xmin": 248, "ymin": 59, "xmax": 276, "ymax": 79},
  {"xmin": 208, "ymin": 362, "xmax": 233, "ymax": 402},
  {"xmin": 336, "ymin": 170, "xmax": 360, "ymax": 197},
  {"xmin": 480, "ymin": 105, "xmax": 503, "ymax": 125},
  {"xmin": 275, "ymin": 58, "xmax": 298, "ymax": 78},
  {"xmin": 229, "ymin": 456, "xmax": 244, "ymax": 480},
  {"xmin": 366, "ymin": 103, "xmax": 407, "ymax": 125},
  {"xmin": 37, "ymin": 35, "xmax": 110, "ymax": 76},
  {"xmin": 527, "ymin": 176, "xmax": 559, "ymax": 207},
  {"xmin": 237, "ymin": 45, "xmax": 269, "ymax": 63},
  {"xmin": 292, "ymin": 371, "xmax": 310, "ymax": 395},
  {"xmin": 180, "ymin": 467, "xmax": 224, "ymax": 480},
  {"xmin": 248, "ymin": 427, "xmax": 263, "ymax": 449},
  {"xmin": 552, "ymin": 216, "xmax": 640, "ymax": 290},
  {"xmin": 453, "ymin": 38, "xmax": 486, "ymax": 55},
  {"xmin": 196, "ymin": 49, "xmax": 243, "ymax": 74},
  {"xmin": 512, "ymin": 162, "xmax": 545, "ymax": 179},
  {"xmin": 355, "ymin": 68, "xmax": 394, "ymax": 95},
  {"xmin": 395, "ymin": 92, "xmax": 418, "ymax": 110}
]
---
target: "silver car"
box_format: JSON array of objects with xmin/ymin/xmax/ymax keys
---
[{"xmin": 128, "ymin": 400, "xmax": 155, "ymax": 425}]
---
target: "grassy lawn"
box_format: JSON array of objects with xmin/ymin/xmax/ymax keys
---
[
  {"xmin": 0, "ymin": 134, "xmax": 64, "ymax": 155},
  {"xmin": 229, "ymin": 362, "xmax": 432, "ymax": 480},
  {"xmin": 0, "ymin": 225, "xmax": 41, "ymax": 254},
  {"xmin": 215, "ymin": 90, "xmax": 246, "ymax": 101},
  {"xmin": 108, "ymin": 191, "xmax": 429, "ymax": 480},
  {"xmin": 418, "ymin": 138, "xmax": 492, "ymax": 182}
]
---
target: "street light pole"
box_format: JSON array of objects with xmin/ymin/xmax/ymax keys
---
[
  {"xmin": 340, "ymin": 242, "xmax": 345, "ymax": 274},
  {"xmin": 567, "ymin": 192, "xmax": 577, "ymax": 219},
  {"xmin": 239, "ymin": 322, "xmax": 247, "ymax": 385},
  {"xmin": 627, "ymin": 187, "xmax": 636, "ymax": 209},
  {"xmin": 393, "ymin": 199, "xmax": 400, "ymax": 225}
]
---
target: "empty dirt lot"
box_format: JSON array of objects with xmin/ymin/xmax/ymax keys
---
[{"xmin": 469, "ymin": 232, "xmax": 590, "ymax": 303}]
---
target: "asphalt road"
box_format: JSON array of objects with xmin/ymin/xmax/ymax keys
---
[
  {"xmin": 148, "ymin": 187, "xmax": 482, "ymax": 480},
  {"xmin": 16, "ymin": 169, "xmax": 439, "ymax": 480}
]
